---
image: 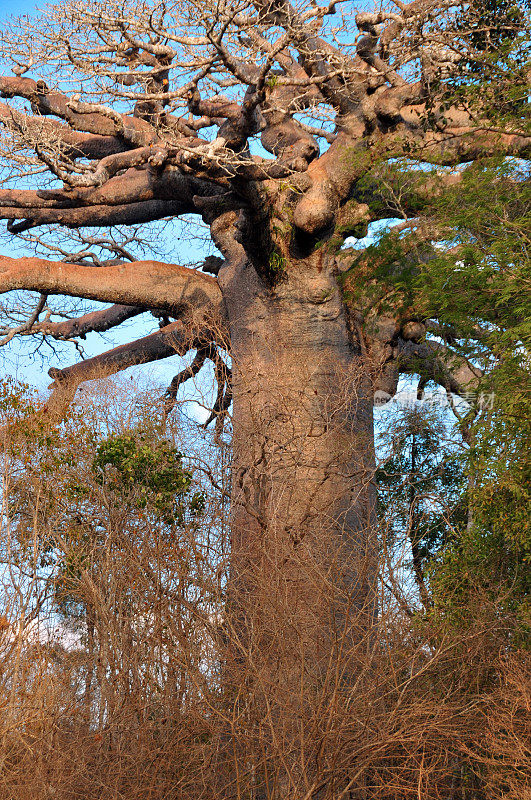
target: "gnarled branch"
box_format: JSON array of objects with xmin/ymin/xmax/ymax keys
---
[
  {"xmin": 0, "ymin": 255, "xmax": 224, "ymax": 320},
  {"xmin": 33, "ymin": 304, "xmax": 146, "ymax": 340},
  {"xmin": 396, "ymin": 338, "xmax": 482, "ymax": 397},
  {"xmin": 46, "ymin": 319, "xmax": 213, "ymax": 418}
]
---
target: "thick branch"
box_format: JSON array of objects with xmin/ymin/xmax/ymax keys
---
[
  {"xmin": 293, "ymin": 116, "xmax": 531, "ymax": 234},
  {"xmin": 34, "ymin": 304, "xmax": 145, "ymax": 340},
  {"xmin": 293, "ymin": 133, "xmax": 370, "ymax": 234},
  {"xmin": 251, "ymin": 0, "xmax": 362, "ymax": 113},
  {"xmin": 0, "ymin": 256, "xmax": 224, "ymax": 320},
  {"xmin": 0, "ymin": 168, "xmax": 222, "ymax": 214},
  {"xmin": 400, "ymin": 104, "xmax": 531, "ymax": 163},
  {"xmin": 0, "ymin": 101, "xmax": 129, "ymax": 160},
  {"xmin": 396, "ymin": 338, "xmax": 482, "ymax": 396},
  {"xmin": 0, "ymin": 76, "xmax": 157, "ymax": 143},
  {"xmin": 417, "ymin": 127, "xmax": 531, "ymax": 165},
  {"xmin": 1, "ymin": 198, "xmax": 199, "ymax": 231},
  {"xmin": 46, "ymin": 319, "xmax": 208, "ymax": 417}
]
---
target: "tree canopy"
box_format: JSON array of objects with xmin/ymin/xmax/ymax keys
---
[{"xmin": 0, "ymin": 0, "xmax": 526, "ymax": 409}]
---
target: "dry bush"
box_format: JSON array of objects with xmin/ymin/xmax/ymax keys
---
[
  {"xmin": 0, "ymin": 378, "xmax": 529, "ymax": 800},
  {"xmin": 0, "ymin": 378, "xmax": 227, "ymax": 799}
]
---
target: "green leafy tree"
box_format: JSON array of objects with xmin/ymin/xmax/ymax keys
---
[
  {"xmin": 377, "ymin": 404, "xmax": 467, "ymax": 611},
  {"xmin": 366, "ymin": 153, "xmax": 530, "ymax": 644}
]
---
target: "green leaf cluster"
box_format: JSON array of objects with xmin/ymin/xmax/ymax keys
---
[
  {"xmin": 93, "ymin": 431, "xmax": 203, "ymax": 525},
  {"xmin": 377, "ymin": 406, "xmax": 467, "ymax": 571},
  {"xmin": 369, "ymin": 157, "xmax": 530, "ymax": 638}
]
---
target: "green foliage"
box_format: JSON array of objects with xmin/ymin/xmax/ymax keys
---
[
  {"xmin": 338, "ymin": 228, "xmax": 428, "ymax": 323},
  {"xmin": 429, "ymin": 519, "xmax": 530, "ymax": 647},
  {"xmin": 267, "ymin": 248, "xmax": 287, "ymax": 281},
  {"xmin": 377, "ymin": 405, "xmax": 467, "ymax": 574},
  {"xmin": 376, "ymin": 394, "xmax": 529, "ymax": 642},
  {"xmin": 370, "ymin": 157, "xmax": 530, "ymax": 635},
  {"xmin": 266, "ymin": 74, "xmax": 279, "ymax": 90},
  {"xmin": 93, "ymin": 431, "xmax": 203, "ymax": 525},
  {"xmin": 417, "ymin": 159, "xmax": 530, "ymax": 328},
  {"xmin": 0, "ymin": 376, "xmax": 39, "ymax": 423},
  {"xmin": 429, "ymin": 389, "xmax": 531, "ymax": 643},
  {"xmin": 456, "ymin": 0, "xmax": 530, "ymax": 62}
]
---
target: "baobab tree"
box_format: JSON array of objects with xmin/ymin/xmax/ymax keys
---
[{"xmin": 0, "ymin": 0, "xmax": 528, "ymax": 793}]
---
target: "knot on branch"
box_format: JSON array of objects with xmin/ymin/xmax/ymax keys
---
[
  {"xmin": 202, "ymin": 256, "xmax": 224, "ymax": 276},
  {"xmin": 48, "ymin": 366, "xmax": 67, "ymax": 382},
  {"xmin": 293, "ymin": 181, "xmax": 336, "ymax": 235},
  {"xmin": 401, "ymin": 321, "xmax": 426, "ymax": 342},
  {"xmin": 34, "ymin": 79, "xmax": 49, "ymax": 96}
]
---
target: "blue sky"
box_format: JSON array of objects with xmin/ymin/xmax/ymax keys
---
[
  {"xmin": 1, "ymin": 0, "xmax": 40, "ymax": 18},
  {"xmin": 0, "ymin": 0, "xmax": 213, "ymax": 408}
]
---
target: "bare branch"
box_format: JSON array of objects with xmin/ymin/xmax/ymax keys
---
[
  {"xmin": 0, "ymin": 293, "xmax": 47, "ymax": 345},
  {"xmin": 396, "ymin": 338, "xmax": 483, "ymax": 397},
  {"xmin": 32, "ymin": 303, "xmax": 145, "ymax": 340},
  {"xmin": 163, "ymin": 343, "xmax": 215, "ymax": 413},
  {"xmin": 46, "ymin": 319, "xmax": 210, "ymax": 417},
  {"xmin": 0, "ymin": 75, "xmax": 157, "ymax": 143},
  {"xmin": 0, "ymin": 255, "xmax": 224, "ymax": 320}
]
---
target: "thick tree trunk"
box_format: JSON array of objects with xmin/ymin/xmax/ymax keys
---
[{"xmin": 218, "ymin": 247, "xmax": 378, "ymax": 798}]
